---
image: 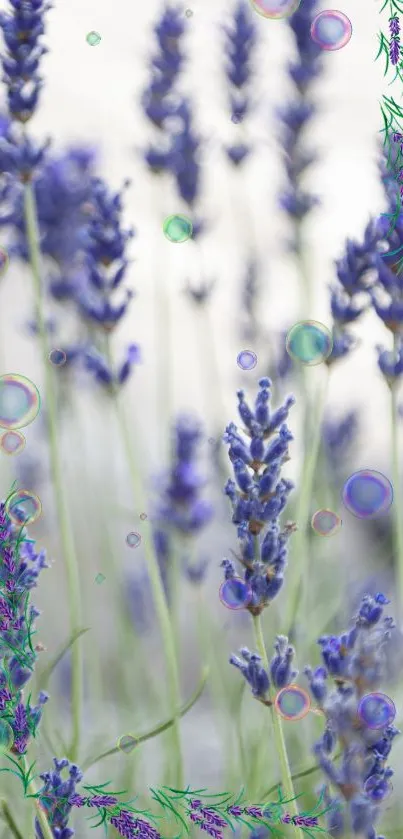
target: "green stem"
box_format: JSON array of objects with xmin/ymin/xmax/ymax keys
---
[
  {"xmin": 284, "ymin": 369, "xmax": 330, "ymax": 635},
  {"xmin": 112, "ymin": 388, "xmax": 183, "ymax": 786},
  {"xmin": 295, "ymin": 221, "xmax": 312, "ymax": 320},
  {"xmin": 23, "ymin": 182, "xmax": 83, "ymax": 762},
  {"xmin": 0, "ymin": 800, "xmax": 24, "ymax": 839},
  {"xmin": 251, "ymin": 615, "xmax": 304, "ymax": 839},
  {"xmin": 21, "ymin": 755, "xmax": 55, "ymax": 839},
  {"xmin": 390, "ymin": 334, "xmax": 403, "ymax": 614}
]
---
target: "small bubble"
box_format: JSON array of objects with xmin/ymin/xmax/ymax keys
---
[
  {"xmin": 250, "ymin": 0, "xmax": 301, "ymax": 19},
  {"xmin": 357, "ymin": 693, "xmax": 396, "ymax": 729},
  {"xmin": 163, "ymin": 214, "xmax": 193, "ymax": 243},
  {"xmin": 117, "ymin": 734, "xmax": 138, "ymax": 754},
  {"xmin": 126, "ymin": 531, "xmax": 141, "ymax": 548},
  {"xmin": 139, "ymin": 513, "xmax": 147, "ymax": 520},
  {"xmin": 364, "ymin": 775, "xmax": 393, "ymax": 802},
  {"xmin": 0, "ymin": 246, "xmax": 9, "ymax": 278},
  {"xmin": 310, "ymin": 11, "xmax": 352, "ymax": 51},
  {"xmin": 0, "ymin": 374, "xmax": 41, "ymax": 430},
  {"xmin": 6, "ymin": 489, "xmax": 42, "ymax": 526},
  {"xmin": 0, "ymin": 719, "xmax": 14, "ymax": 754},
  {"xmin": 49, "ymin": 348, "xmax": 67, "ymax": 366},
  {"xmin": 342, "ymin": 470, "xmax": 393, "ymax": 519},
  {"xmin": 185, "ymin": 8, "xmax": 193, "ymax": 16},
  {"xmin": 0, "ymin": 430, "xmax": 26, "ymax": 456},
  {"xmin": 231, "ymin": 112, "xmax": 242, "ymax": 124},
  {"xmin": 86, "ymin": 30, "xmax": 101, "ymax": 46},
  {"xmin": 95, "ymin": 573, "xmax": 106, "ymax": 584},
  {"xmin": 286, "ymin": 321, "xmax": 333, "ymax": 366},
  {"xmin": 274, "ymin": 685, "xmax": 311, "ymax": 721},
  {"xmin": 219, "ymin": 578, "xmax": 251, "ymax": 610},
  {"xmin": 311, "ymin": 509, "xmax": 341, "ymax": 536},
  {"xmin": 237, "ymin": 349, "xmax": 257, "ymax": 370}
]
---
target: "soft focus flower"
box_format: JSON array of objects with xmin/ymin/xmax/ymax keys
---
[
  {"xmin": 141, "ymin": 5, "xmax": 186, "ymax": 130},
  {"xmin": 322, "ymin": 410, "xmax": 359, "ymax": 479},
  {"xmin": 0, "ymin": 0, "xmax": 50, "ymax": 123},
  {"xmin": 304, "ymin": 594, "xmax": 398, "ymax": 837},
  {"xmin": 223, "ymin": 1, "xmax": 257, "ymax": 165},
  {"xmin": 0, "ymin": 499, "xmax": 49, "ymax": 755},
  {"xmin": 278, "ymin": 0, "xmax": 323, "ymax": 238},
  {"xmin": 35, "ymin": 758, "xmax": 83, "ymax": 839},
  {"xmin": 221, "ymin": 377, "xmax": 296, "ymax": 615},
  {"xmin": 167, "ymin": 99, "xmax": 204, "ymax": 219}
]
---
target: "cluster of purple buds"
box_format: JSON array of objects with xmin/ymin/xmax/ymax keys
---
[
  {"xmin": 389, "ymin": 14, "xmax": 401, "ymax": 66},
  {"xmin": 189, "ymin": 800, "xmax": 228, "ymax": 839},
  {"xmin": 392, "ymin": 132, "xmax": 403, "ymax": 200},
  {"xmin": 109, "ymin": 811, "xmax": 161, "ymax": 839},
  {"xmin": 226, "ymin": 804, "xmax": 318, "ymax": 827}
]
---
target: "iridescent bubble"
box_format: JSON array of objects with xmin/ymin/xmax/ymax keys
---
[
  {"xmin": 0, "ymin": 719, "xmax": 14, "ymax": 754},
  {"xmin": 117, "ymin": 734, "xmax": 138, "ymax": 754},
  {"xmin": 311, "ymin": 509, "xmax": 342, "ymax": 536},
  {"xmin": 95, "ymin": 573, "xmax": 106, "ymax": 584},
  {"xmin": 0, "ymin": 374, "xmax": 41, "ymax": 430},
  {"xmin": 0, "ymin": 246, "xmax": 9, "ymax": 278},
  {"xmin": 0, "ymin": 430, "xmax": 26, "ymax": 456},
  {"xmin": 237, "ymin": 350, "xmax": 257, "ymax": 370},
  {"xmin": 185, "ymin": 8, "xmax": 193, "ymax": 16},
  {"xmin": 357, "ymin": 693, "xmax": 396, "ymax": 730},
  {"xmin": 86, "ymin": 30, "xmax": 101, "ymax": 46},
  {"xmin": 311, "ymin": 11, "xmax": 352, "ymax": 51},
  {"xmin": 163, "ymin": 214, "xmax": 193, "ymax": 243},
  {"xmin": 219, "ymin": 577, "xmax": 252, "ymax": 610},
  {"xmin": 126, "ymin": 531, "xmax": 141, "ymax": 548},
  {"xmin": 49, "ymin": 348, "xmax": 67, "ymax": 366},
  {"xmin": 250, "ymin": 0, "xmax": 301, "ymax": 20},
  {"xmin": 342, "ymin": 470, "xmax": 393, "ymax": 519},
  {"xmin": 139, "ymin": 513, "xmax": 147, "ymax": 520},
  {"xmin": 364, "ymin": 775, "xmax": 393, "ymax": 802},
  {"xmin": 6, "ymin": 490, "xmax": 42, "ymax": 526},
  {"xmin": 286, "ymin": 321, "xmax": 333, "ymax": 366},
  {"xmin": 274, "ymin": 685, "xmax": 311, "ymax": 721}
]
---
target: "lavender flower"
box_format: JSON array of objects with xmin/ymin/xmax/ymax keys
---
[
  {"xmin": 167, "ymin": 98, "xmax": 204, "ymax": 233},
  {"xmin": 35, "ymin": 758, "xmax": 83, "ymax": 838},
  {"xmin": 223, "ymin": 2, "xmax": 257, "ymax": 166},
  {"xmin": 0, "ymin": 0, "xmax": 50, "ymax": 123},
  {"xmin": 229, "ymin": 639, "xmax": 298, "ymax": 704},
  {"xmin": 304, "ymin": 594, "xmax": 398, "ymax": 837},
  {"xmin": 153, "ymin": 414, "xmax": 214, "ymax": 587},
  {"xmin": 221, "ymin": 377, "xmax": 296, "ymax": 615},
  {"xmin": 278, "ymin": 0, "xmax": 323, "ymax": 237},
  {"xmin": 0, "ymin": 499, "xmax": 49, "ymax": 755},
  {"xmin": 322, "ymin": 410, "xmax": 359, "ymax": 479},
  {"xmin": 388, "ymin": 14, "xmax": 401, "ymax": 66}
]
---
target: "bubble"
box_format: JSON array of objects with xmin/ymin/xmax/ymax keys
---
[
  {"xmin": 249, "ymin": 0, "xmax": 301, "ymax": 20},
  {"xmin": 0, "ymin": 246, "xmax": 9, "ymax": 278},
  {"xmin": 286, "ymin": 321, "xmax": 333, "ymax": 366},
  {"xmin": 219, "ymin": 577, "xmax": 252, "ymax": 610},
  {"xmin": 357, "ymin": 693, "xmax": 396, "ymax": 730},
  {"xmin": 231, "ymin": 112, "xmax": 242, "ymax": 124},
  {"xmin": 86, "ymin": 30, "xmax": 101, "ymax": 46},
  {"xmin": 310, "ymin": 11, "xmax": 352, "ymax": 51},
  {"xmin": 0, "ymin": 374, "xmax": 41, "ymax": 430},
  {"xmin": 117, "ymin": 734, "xmax": 138, "ymax": 754},
  {"xmin": 342, "ymin": 470, "xmax": 393, "ymax": 519},
  {"xmin": 237, "ymin": 350, "xmax": 257, "ymax": 370},
  {"xmin": 274, "ymin": 685, "xmax": 311, "ymax": 721},
  {"xmin": 139, "ymin": 513, "xmax": 147, "ymax": 520},
  {"xmin": 0, "ymin": 719, "xmax": 14, "ymax": 754},
  {"xmin": 311, "ymin": 508, "xmax": 342, "ymax": 536},
  {"xmin": 163, "ymin": 214, "xmax": 193, "ymax": 243},
  {"xmin": 0, "ymin": 430, "xmax": 26, "ymax": 456},
  {"xmin": 49, "ymin": 348, "xmax": 67, "ymax": 367},
  {"xmin": 126, "ymin": 531, "xmax": 141, "ymax": 548},
  {"xmin": 185, "ymin": 8, "xmax": 193, "ymax": 16},
  {"xmin": 6, "ymin": 490, "xmax": 42, "ymax": 526},
  {"xmin": 95, "ymin": 573, "xmax": 106, "ymax": 584},
  {"xmin": 364, "ymin": 775, "xmax": 393, "ymax": 802}
]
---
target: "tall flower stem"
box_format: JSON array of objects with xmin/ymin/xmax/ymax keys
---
[
  {"xmin": 23, "ymin": 182, "xmax": 83, "ymax": 762},
  {"xmin": 390, "ymin": 334, "xmax": 403, "ymax": 615},
  {"xmin": 295, "ymin": 221, "xmax": 313, "ymax": 319},
  {"xmin": 284, "ymin": 368, "xmax": 331, "ymax": 636},
  {"xmin": 112, "ymin": 385, "xmax": 183, "ymax": 786},
  {"xmin": 251, "ymin": 615, "xmax": 304, "ymax": 839}
]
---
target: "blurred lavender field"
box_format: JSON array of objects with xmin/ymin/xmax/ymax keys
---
[{"xmin": 0, "ymin": 0, "xmax": 403, "ymax": 837}]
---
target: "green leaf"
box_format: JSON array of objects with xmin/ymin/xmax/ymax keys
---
[
  {"xmin": 82, "ymin": 665, "xmax": 209, "ymax": 771},
  {"xmin": 37, "ymin": 627, "xmax": 91, "ymax": 690}
]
